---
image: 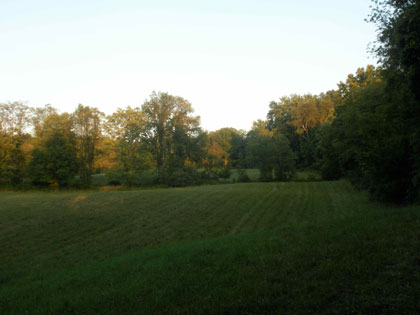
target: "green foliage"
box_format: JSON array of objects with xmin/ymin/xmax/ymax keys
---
[
  {"xmin": 366, "ymin": 0, "xmax": 420, "ymax": 201},
  {"xmin": 201, "ymin": 151, "xmax": 218, "ymax": 177},
  {"xmin": 142, "ymin": 91, "xmax": 204, "ymax": 173},
  {"xmin": 307, "ymin": 1, "xmax": 420, "ymax": 202},
  {"xmin": 207, "ymin": 128, "xmax": 246, "ymax": 168},
  {"xmin": 235, "ymin": 168, "xmax": 250, "ymax": 183},
  {"xmin": 317, "ymin": 66, "xmax": 418, "ymax": 202},
  {"xmin": 0, "ymin": 101, "xmax": 32, "ymax": 136},
  {"xmin": 229, "ymin": 131, "xmax": 247, "ymax": 167},
  {"xmin": 267, "ymin": 94, "xmax": 334, "ymax": 168},
  {"xmin": 273, "ymin": 133, "xmax": 296, "ymax": 181},
  {"xmin": 28, "ymin": 132, "xmax": 79, "ymax": 187},
  {"xmin": 35, "ymin": 112, "xmax": 73, "ymax": 139},
  {"xmin": 368, "ymin": 0, "xmax": 420, "ymax": 98},
  {"xmin": 316, "ymin": 123, "xmax": 342, "ymax": 180},
  {"xmin": 0, "ymin": 135, "xmax": 26, "ymax": 186},
  {"xmin": 159, "ymin": 166, "xmax": 201, "ymax": 187},
  {"xmin": 73, "ymin": 104, "xmax": 104, "ymax": 186},
  {"xmin": 106, "ymin": 107, "xmax": 154, "ymax": 173},
  {"xmin": 105, "ymin": 170, "xmax": 157, "ymax": 187},
  {"xmin": 216, "ymin": 167, "xmax": 231, "ymax": 179},
  {"xmin": 105, "ymin": 170, "xmax": 125, "ymax": 186},
  {"xmin": 246, "ymin": 120, "xmax": 274, "ymax": 181},
  {"xmin": 247, "ymin": 120, "xmax": 296, "ymax": 182},
  {"xmin": 0, "ymin": 102, "xmax": 33, "ymax": 186}
]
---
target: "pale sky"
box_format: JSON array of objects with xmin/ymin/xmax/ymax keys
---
[{"xmin": 0, "ymin": 0, "xmax": 377, "ymax": 131}]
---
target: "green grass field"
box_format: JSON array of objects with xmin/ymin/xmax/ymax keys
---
[{"xmin": 1, "ymin": 181, "xmax": 419, "ymax": 314}]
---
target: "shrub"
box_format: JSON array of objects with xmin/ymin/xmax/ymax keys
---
[
  {"xmin": 217, "ymin": 168, "xmax": 231, "ymax": 179},
  {"xmin": 159, "ymin": 167, "xmax": 201, "ymax": 187},
  {"xmin": 259, "ymin": 166, "xmax": 273, "ymax": 182},
  {"xmin": 106, "ymin": 170, "xmax": 125, "ymax": 186},
  {"xmin": 200, "ymin": 169, "xmax": 218, "ymax": 180},
  {"xmin": 237, "ymin": 169, "xmax": 251, "ymax": 183}
]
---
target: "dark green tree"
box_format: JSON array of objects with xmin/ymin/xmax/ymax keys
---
[
  {"xmin": 141, "ymin": 91, "xmax": 204, "ymax": 181},
  {"xmin": 28, "ymin": 132, "xmax": 79, "ymax": 187},
  {"xmin": 318, "ymin": 63, "xmax": 418, "ymax": 202},
  {"xmin": 317, "ymin": 66, "xmax": 383, "ymax": 181},
  {"xmin": 246, "ymin": 120, "xmax": 295, "ymax": 181},
  {"xmin": 73, "ymin": 105, "xmax": 103, "ymax": 186},
  {"xmin": 208, "ymin": 128, "xmax": 245, "ymax": 168},
  {"xmin": 0, "ymin": 102, "xmax": 32, "ymax": 186},
  {"xmin": 106, "ymin": 106, "xmax": 154, "ymax": 173},
  {"xmin": 267, "ymin": 94, "xmax": 334, "ymax": 168},
  {"xmin": 0, "ymin": 135, "xmax": 26, "ymax": 186},
  {"xmin": 366, "ymin": 0, "xmax": 420, "ymax": 201}
]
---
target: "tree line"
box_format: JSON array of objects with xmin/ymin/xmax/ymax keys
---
[
  {"xmin": 317, "ymin": 0, "xmax": 420, "ymax": 203},
  {"xmin": 0, "ymin": 0, "xmax": 418, "ymax": 203}
]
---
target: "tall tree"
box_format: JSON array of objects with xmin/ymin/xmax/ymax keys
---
[
  {"xmin": 35, "ymin": 112, "xmax": 74, "ymax": 140},
  {"xmin": 73, "ymin": 105, "xmax": 103, "ymax": 185},
  {"xmin": 267, "ymin": 94, "xmax": 334, "ymax": 167},
  {"xmin": 246, "ymin": 120, "xmax": 295, "ymax": 181},
  {"xmin": 0, "ymin": 102, "xmax": 32, "ymax": 136},
  {"xmin": 208, "ymin": 128, "xmax": 244, "ymax": 167},
  {"xmin": 29, "ymin": 132, "xmax": 79, "ymax": 187},
  {"xmin": 0, "ymin": 102, "xmax": 33, "ymax": 185},
  {"xmin": 141, "ymin": 91, "xmax": 203, "ymax": 176},
  {"xmin": 229, "ymin": 130, "xmax": 247, "ymax": 168},
  {"xmin": 0, "ymin": 134, "xmax": 26, "ymax": 186},
  {"xmin": 368, "ymin": 0, "xmax": 420, "ymax": 98},
  {"xmin": 106, "ymin": 106, "xmax": 153, "ymax": 173},
  {"xmin": 31, "ymin": 104, "xmax": 57, "ymax": 136},
  {"xmin": 366, "ymin": 0, "xmax": 420, "ymax": 201},
  {"xmin": 28, "ymin": 112, "xmax": 78, "ymax": 187}
]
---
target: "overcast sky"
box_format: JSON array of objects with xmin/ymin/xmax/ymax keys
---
[{"xmin": 0, "ymin": 0, "xmax": 377, "ymax": 131}]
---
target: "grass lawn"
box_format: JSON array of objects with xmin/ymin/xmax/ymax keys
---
[{"xmin": 0, "ymin": 181, "xmax": 419, "ymax": 314}]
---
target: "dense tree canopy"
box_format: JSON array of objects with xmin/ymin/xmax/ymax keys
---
[
  {"xmin": 105, "ymin": 106, "xmax": 153, "ymax": 173},
  {"xmin": 247, "ymin": 120, "xmax": 295, "ymax": 181},
  {"xmin": 267, "ymin": 93, "xmax": 334, "ymax": 167},
  {"xmin": 28, "ymin": 132, "xmax": 79, "ymax": 187},
  {"xmin": 141, "ymin": 92, "xmax": 203, "ymax": 174},
  {"xmin": 73, "ymin": 105, "xmax": 103, "ymax": 185},
  {"xmin": 0, "ymin": 1, "xmax": 418, "ymax": 201}
]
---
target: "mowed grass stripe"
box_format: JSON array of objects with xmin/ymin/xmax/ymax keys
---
[
  {"xmin": 1, "ymin": 186, "xmax": 226, "ymax": 276},
  {"xmin": 1, "ymin": 185, "xmax": 264, "ymax": 272},
  {"xmin": 1, "ymin": 181, "xmax": 420, "ymax": 314},
  {"xmin": 0, "ymin": 184, "xmax": 267, "ymax": 274},
  {"xmin": 249, "ymin": 183, "xmax": 290, "ymax": 231},
  {"xmin": 0, "ymin": 181, "xmax": 354, "ymax": 267},
  {"xmin": 230, "ymin": 183, "xmax": 279, "ymax": 235},
  {"xmin": 0, "ymin": 181, "xmax": 364, "ymax": 276}
]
